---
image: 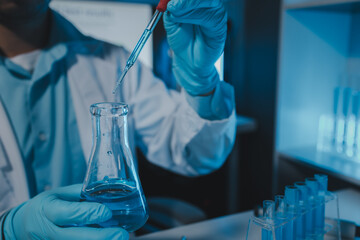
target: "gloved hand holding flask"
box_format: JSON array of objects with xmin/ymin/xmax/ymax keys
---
[
  {"xmin": 3, "ymin": 184, "xmax": 129, "ymax": 240},
  {"xmin": 164, "ymin": 0, "xmax": 227, "ymax": 96}
]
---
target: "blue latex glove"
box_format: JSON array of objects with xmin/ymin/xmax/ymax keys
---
[
  {"xmin": 164, "ymin": 0, "xmax": 227, "ymax": 96},
  {"xmin": 3, "ymin": 184, "xmax": 128, "ymax": 240}
]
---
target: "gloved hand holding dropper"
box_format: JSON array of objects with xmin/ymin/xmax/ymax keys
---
[
  {"xmin": 112, "ymin": 0, "xmax": 172, "ymax": 94},
  {"xmin": 164, "ymin": 0, "xmax": 227, "ymax": 96},
  {"xmin": 113, "ymin": 0, "xmax": 228, "ymax": 98}
]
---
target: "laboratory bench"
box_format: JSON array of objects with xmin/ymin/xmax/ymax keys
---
[
  {"xmin": 284, "ymin": 0, "xmax": 360, "ymax": 10},
  {"xmin": 132, "ymin": 189, "xmax": 360, "ymax": 240},
  {"xmin": 133, "ymin": 210, "xmax": 253, "ymax": 240}
]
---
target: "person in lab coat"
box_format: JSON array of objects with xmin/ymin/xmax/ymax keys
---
[{"xmin": 0, "ymin": 0, "xmax": 236, "ymax": 239}]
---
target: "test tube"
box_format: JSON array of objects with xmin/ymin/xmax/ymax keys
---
[
  {"xmin": 347, "ymin": 91, "xmax": 360, "ymax": 157},
  {"xmin": 353, "ymin": 92, "xmax": 360, "ymax": 158},
  {"xmin": 353, "ymin": 78, "xmax": 360, "ymax": 159},
  {"xmin": 345, "ymin": 114, "xmax": 356, "ymax": 157},
  {"xmin": 333, "ymin": 84, "xmax": 341, "ymax": 148},
  {"xmin": 305, "ymin": 178, "xmax": 321, "ymax": 236},
  {"xmin": 275, "ymin": 195, "xmax": 286, "ymax": 240},
  {"xmin": 334, "ymin": 75, "xmax": 350, "ymax": 153},
  {"xmin": 314, "ymin": 174, "xmax": 328, "ymax": 234},
  {"xmin": 284, "ymin": 186, "xmax": 299, "ymax": 240},
  {"xmin": 294, "ymin": 182, "xmax": 310, "ymax": 238},
  {"xmin": 342, "ymin": 78, "xmax": 352, "ymax": 153},
  {"xmin": 314, "ymin": 174, "xmax": 328, "ymax": 194},
  {"xmin": 262, "ymin": 200, "xmax": 275, "ymax": 240}
]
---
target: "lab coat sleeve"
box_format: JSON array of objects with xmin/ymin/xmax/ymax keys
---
[
  {"xmin": 184, "ymin": 80, "xmax": 235, "ymax": 120},
  {"xmin": 123, "ymin": 59, "xmax": 237, "ymax": 176},
  {"xmin": 0, "ymin": 210, "xmax": 10, "ymax": 239}
]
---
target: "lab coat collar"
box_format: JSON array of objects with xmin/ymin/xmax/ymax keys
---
[
  {"xmin": 2, "ymin": 58, "xmax": 32, "ymax": 79},
  {"xmin": 30, "ymin": 10, "xmax": 77, "ymax": 80},
  {"xmin": 47, "ymin": 10, "xmax": 93, "ymax": 50},
  {"xmin": 31, "ymin": 44, "xmax": 67, "ymax": 81},
  {"xmin": 48, "ymin": 10, "xmax": 103, "ymax": 55},
  {"xmin": 0, "ymin": 10, "xmax": 102, "ymax": 80},
  {"xmin": 32, "ymin": 10, "xmax": 99, "ymax": 80},
  {"xmin": 0, "ymin": 11, "xmax": 69, "ymax": 80}
]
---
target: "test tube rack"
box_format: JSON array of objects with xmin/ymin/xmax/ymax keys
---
[{"xmin": 246, "ymin": 174, "xmax": 341, "ymax": 240}]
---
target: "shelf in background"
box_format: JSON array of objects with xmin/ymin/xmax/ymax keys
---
[
  {"xmin": 285, "ymin": 0, "xmax": 360, "ymax": 12},
  {"xmin": 236, "ymin": 115, "xmax": 257, "ymax": 134},
  {"xmin": 278, "ymin": 146, "xmax": 360, "ymax": 186}
]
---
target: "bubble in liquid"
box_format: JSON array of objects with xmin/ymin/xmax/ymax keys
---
[{"xmin": 107, "ymin": 151, "xmax": 112, "ymax": 156}]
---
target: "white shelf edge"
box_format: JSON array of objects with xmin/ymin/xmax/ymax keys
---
[
  {"xmin": 284, "ymin": 0, "xmax": 360, "ymax": 10},
  {"xmin": 277, "ymin": 146, "xmax": 360, "ymax": 186},
  {"xmin": 236, "ymin": 115, "xmax": 257, "ymax": 133}
]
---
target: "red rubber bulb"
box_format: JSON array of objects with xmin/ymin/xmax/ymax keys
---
[{"xmin": 156, "ymin": 0, "xmax": 171, "ymax": 12}]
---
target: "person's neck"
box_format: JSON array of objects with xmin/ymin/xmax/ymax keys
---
[{"xmin": 0, "ymin": 11, "xmax": 50, "ymax": 58}]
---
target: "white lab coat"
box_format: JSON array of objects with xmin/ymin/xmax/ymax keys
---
[{"xmin": 0, "ymin": 12, "xmax": 236, "ymax": 218}]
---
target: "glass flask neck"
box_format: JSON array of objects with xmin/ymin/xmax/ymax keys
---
[
  {"xmin": 92, "ymin": 110, "xmax": 129, "ymax": 148},
  {"xmin": 91, "ymin": 102, "xmax": 129, "ymax": 147}
]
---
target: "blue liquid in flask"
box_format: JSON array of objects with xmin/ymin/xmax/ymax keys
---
[{"xmin": 81, "ymin": 179, "xmax": 148, "ymax": 232}]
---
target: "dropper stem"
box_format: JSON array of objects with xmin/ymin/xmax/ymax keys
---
[
  {"xmin": 147, "ymin": 10, "xmax": 163, "ymax": 31},
  {"xmin": 127, "ymin": 11, "xmax": 162, "ymax": 68},
  {"xmin": 112, "ymin": 66, "xmax": 129, "ymax": 94},
  {"xmin": 112, "ymin": 10, "xmax": 163, "ymax": 94}
]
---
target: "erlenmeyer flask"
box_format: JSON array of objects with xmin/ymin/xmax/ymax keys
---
[{"xmin": 81, "ymin": 102, "xmax": 148, "ymax": 232}]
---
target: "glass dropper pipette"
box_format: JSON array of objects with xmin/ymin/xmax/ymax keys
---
[{"xmin": 112, "ymin": 0, "xmax": 171, "ymax": 94}]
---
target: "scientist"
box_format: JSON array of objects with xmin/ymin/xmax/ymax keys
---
[{"xmin": 0, "ymin": 0, "xmax": 236, "ymax": 239}]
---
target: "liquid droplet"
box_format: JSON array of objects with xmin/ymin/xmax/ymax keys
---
[
  {"xmin": 103, "ymin": 176, "xmax": 109, "ymax": 182},
  {"xmin": 107, "ymin": 151, "xmax": 112, "ymax": 156}
]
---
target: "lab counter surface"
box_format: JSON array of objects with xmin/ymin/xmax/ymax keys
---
[
  {"xmin": 133, "ymin": 210, "xmax": 254, "ymax": 240},
  {"xmin": 131, "ymin": 189, "xmax": 360, "ymax": 240}
]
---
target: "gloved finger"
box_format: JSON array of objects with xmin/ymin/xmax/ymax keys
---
[
  {"xmin": 45, "ymin": 198, "xmax": 113, "ymax": 226},
  {"xmin": 165, "ymin": 8, "xmax": 227, "ymax": 39},
  {"xmin": 167, "ymin": 0, "xmax": 223, "ymax": 15},
  {"xmin": 51, "ymin": 184, "xmax": 83, "ymax": 201},
  {"xmin": 51, "ymin": 226, "xmax": 129, "ymax": 240},
  {"xmin": 166, "ymin": 7, "xmax": 226, "ymax": 28},
  {"xmin": 163, "ymin": 17, "xmax": 193, "ymax": 49}
]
